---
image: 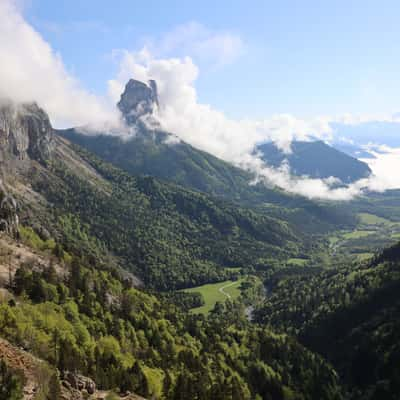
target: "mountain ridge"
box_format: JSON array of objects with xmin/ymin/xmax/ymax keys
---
[{"xmin": 257, "ymin": 140, "xmax": 372, "ymax": 183}]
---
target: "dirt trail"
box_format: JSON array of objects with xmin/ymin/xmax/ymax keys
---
[{"xmin": 218, "ymin": 280, "xmax": 240, "ymax": 299}]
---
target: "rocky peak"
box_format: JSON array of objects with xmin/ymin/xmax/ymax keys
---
[
  {"xmin": 117, "ymin": 79, "xmax": 159, "ymax": 125},
  {"xmin": 0, "ymin": 101, "xmax": 53, "ymax": 167}
]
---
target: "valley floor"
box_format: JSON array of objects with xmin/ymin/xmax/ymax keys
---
[{"xmin": 182, "ymin": 277, "xmax": 246, "ymax": 314}]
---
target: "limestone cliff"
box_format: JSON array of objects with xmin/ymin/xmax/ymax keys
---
[{"xmin": 0, "ymin": 101, "xmax": 53, "ymax": 168}]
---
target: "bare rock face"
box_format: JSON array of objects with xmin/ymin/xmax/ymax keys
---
[
  {"xmin": 117, "ymin": 79, "xmax": 159, "ymax": 125},
  {"xmin": 64, "ymin": 371, "xmax": 96, "ymax": 395},
  {"xmin": 0, "ymin": 101, "xmax": 53, "ymax": 168}
]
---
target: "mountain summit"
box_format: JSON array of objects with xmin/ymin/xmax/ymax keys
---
[
  {"xmin": 258, "ymin": 140, "xmax": 372, "ymax": 183},
  {"xmin": 117, "ymin": 79, "xmax": 159, "ymax": 125}
]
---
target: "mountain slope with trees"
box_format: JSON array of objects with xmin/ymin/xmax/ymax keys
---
[
  {"xmin": 255, "ymin": 242, "xmax": 400, "ymax": 399},
  {"xmin": 58, "ymin": 79, "xmax": 357, "ymax": 235},
  {"xmin": 31, "ymin": 136, "xmax": 300, "ymax": 290}
]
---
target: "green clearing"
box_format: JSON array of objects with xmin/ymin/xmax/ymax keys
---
[
  {"xmin": 355, "ymin": 252, "xmax": 374, "ymax": 261},
  {"xmin": 224, "ymin": 267, "xmax": 242, "ymax": 273},
  {"xmin": 328, "ymin": 233, "xmax": 343, "ymax": 246},
  {"xmin": 287, "ymin": 258, "xmax": 308, "ymax": 266},
  {"xmin": 183, "ymin": 278, "xmax": 245, "ymax": 314},
  {"xmin": 342, "ymin": 230, "xmax": 374, "ymax": 240},
  {"xmin": 358, "ymin": 213, "xmax": 392, "ymax": 226}
]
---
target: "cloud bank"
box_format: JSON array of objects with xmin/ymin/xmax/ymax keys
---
[
  {"xmin": 109, "ymin": 49, "xmax": 400, "ymax": 200},
  {"xmin": 0, "ymin": 0, "xmax": 120, "ymax": 128}
]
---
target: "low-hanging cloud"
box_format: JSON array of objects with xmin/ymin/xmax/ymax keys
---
[
  {"xmin": 109, "ymin": 50, "xmax": 333, "ymax": 156},
  {"xmin": 109, "ymin": 49, "xmax": 400, "ymax": 201},
  {"xmin": 0, "ymin": 0, "xmax": 120, "ymax": 128}
]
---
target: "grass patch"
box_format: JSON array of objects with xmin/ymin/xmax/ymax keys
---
[
  {"xmin": 224, "ymin": 267, "xmax": 242, "ymax": 273},
  {"xmin": 355, "ymin": 252, "xmax": 374, "ymax": 261},
  {"xmin": 183, "ymin": 278, "xmax": 245, "ymax": 314},
  {"xmin": 342, "ymin": 230, "xmax": 374, "ymax": 240},
  {"xmin": 287, "ymin": 258, "xmax": 308, "ymax": 266},
  {"xmin": 328, "ymin": 234, "xmax": 342, "ymax": 246},
  {"xmin": 223, "ymin": 281, "xmax": 243, "ymax": 298},
  {"xmin": 358, "ymin": 213, "xmax": 392, "ymax": 226}
]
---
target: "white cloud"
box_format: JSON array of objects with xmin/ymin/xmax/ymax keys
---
[
  {"xmin": 109, "ymin": 48, "xmax": 400, "ymax": 200},
  {"xmin": 0, "ymin": 0, "xmax": 120, "ymax": 128},
  {"xmin": 142, "ymin": 21, "xmax": 244, "ymax": 68},
  {"xmin": 334, "ymin": 112, "xmax": 399, "ymax": 125},
  {"xmin": 361, "ymin": 147, "xmax": 400, "ymax": 191},
  {"xmin": 109, "ymin": 50, "xmax": 334, "ymax": 158},
  {"xmin": 109, "ymin": 50, "xmax": 373, "ymax": 200}
]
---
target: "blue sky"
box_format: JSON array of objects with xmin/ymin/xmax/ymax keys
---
[
  {"xmin": 24, "ymin": 0, "xmax": 400, "ymax": 119},
  {"xmin": 1, "ymin": 0, "xmax": 400, "ymax": 198}
]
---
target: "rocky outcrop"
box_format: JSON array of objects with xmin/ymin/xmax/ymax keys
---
[
  {"xmin": 61, "ymin": 371, "xmax": 147, "ymax": 399},
  {"xmin": 0, "ymin": 101, "xmax": 53, "ymax": 168},
  {"xmin": 117, "ymin": 79, "xmax": 159, "ymax": 125},
  {"xmin": 0, "ymin": 337, "xmax": 53, "ymax": 400},
  {"xmin": 63, "ymin": 371, "xmax": 96, "ymax": 394}
]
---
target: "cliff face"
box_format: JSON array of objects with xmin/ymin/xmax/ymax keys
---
[
  {"xmin": 0, "ymin": 101, "xmax": 54, "ymax": 238},
  {"xmin": 0, "ymin": 101, "xmax": 53, "ymax": 168}
]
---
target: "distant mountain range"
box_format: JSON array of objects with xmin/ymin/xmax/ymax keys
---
[
  {"xmin": 257, "ymin": 140, "xmax": 372, "ymax": 183},
  {"xmin": 330, "ymin": 121, "xmax": 400, "ymax": 159}
]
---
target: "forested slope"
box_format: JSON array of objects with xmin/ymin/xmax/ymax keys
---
[
  {"xmin": 0, "ymin": 225, "xmax": 343, "ymax": 400},
  {"xmin": 28, "ymin": 137, "xmax": 301, "ymax": 290},
  {"xmin": 58, "ymin": 130, "xmax": 356, "ymax": 235},
  {"xmin": 255, "ymin": 242, "xmax": 400, "ymax": 399}
]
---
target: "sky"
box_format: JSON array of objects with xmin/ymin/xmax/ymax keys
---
[
  {"xmin": 23, "ymin": 0, "xmax": 400, "ymax": 119},
  {"xmin": 1, "ymin": 0, "xmax": 400, "ymax": 199}
]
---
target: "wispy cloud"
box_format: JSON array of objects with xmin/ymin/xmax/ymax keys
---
[
  {"xmin": 39, "ymin": 19, "xmax": 110, "ymax": 36},
  {"xmin": 140, "ymin": 21, "xmax": 245, "ymax": 68}
]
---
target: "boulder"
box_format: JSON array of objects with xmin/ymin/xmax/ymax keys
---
[{"xmin": 64, "ymin": 371, "xmax": 96, "ymax": 395}]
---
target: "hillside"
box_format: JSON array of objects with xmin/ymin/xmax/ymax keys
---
[
  {"xmin": 0, "ymin": 100, "xmax": 310, "ymax": 291},
  {"xmin": 39, "ymin": 136, "xmax": 302, "ymax": 290},
  {"xmin": 255, "ymin": 242, "xmax": 400, "ymax": 399},
  {"xmin": 257, "ymin": 140, "xmax": 371, "ymax": 183},
  {"xmin": 58, "ymin": 80, "xmax": 357, "ymax": 235},
  {"xmin": 0, "ymin": 101, "xmax": 345, "ymax": 398},
  {"xmin": 0, "ymin": 229, "xmax": 342, "ymax": 400}
]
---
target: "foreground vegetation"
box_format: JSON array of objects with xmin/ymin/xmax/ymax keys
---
[
  {"xmin": 0, "ymin": 226, "xmax": 342, "ymax": 399},
  {"xmin": 255, "ymin": 242, "xmax": 400, "ymax": 399}
]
